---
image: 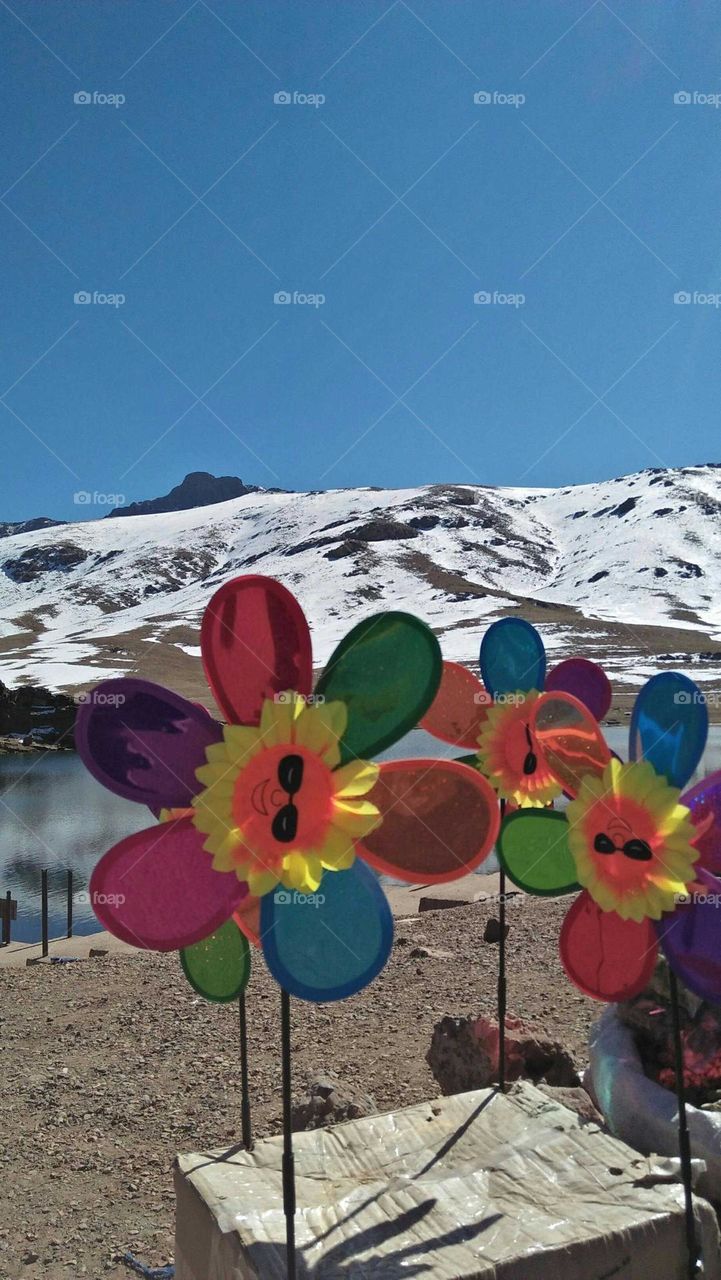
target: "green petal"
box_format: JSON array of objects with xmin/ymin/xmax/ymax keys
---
[
  {"xmin": 316, "ymin": 613, "xmax": 442, "ymax": 764},
  {"xmin": 180, "ymin": 919, "xmax": 251, "ymax": 1003},
  {"xmin": 497, "ymin": 810, "xmax": 579, "ymax": 896}
]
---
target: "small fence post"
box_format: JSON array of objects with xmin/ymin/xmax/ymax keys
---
[
  {"xmin": 41, "ymin": 870, "xmax": 49, "ymax": 958},
  {"xmin": 2, "ymin": 891, "xmax": 10, "ymax": 946},
  {"xmin": 66, "ymin": 870, "xmax": 73, "ymax": 939}
]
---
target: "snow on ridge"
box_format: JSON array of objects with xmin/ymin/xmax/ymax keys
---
[{"xmin": 1, "ymin": 466, "xmax": 720, "ymax": 689}]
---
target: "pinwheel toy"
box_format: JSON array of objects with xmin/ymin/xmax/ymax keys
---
[
  {"xmin": 495, "ymin": 671, "xmax": 720, "ymax": 1005},
  {"xmin": 421, "ymin": 617, "xmax": 612, "ymax": 807},
  {"xmin": 76, "ymin": 575, "xmax": 500, "ymax": 1004}
]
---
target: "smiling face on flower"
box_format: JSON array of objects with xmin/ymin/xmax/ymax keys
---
[
  {"xmin": 566, "ymin": 758, "xmax": 699, "ymax": 922},
  {"xmin": 476, "ymin": 690, "xmax": 562, "ymax": 807},
  {"xmin": 192, "ymin": 692, "xmax": 381, "ymax": 897}
]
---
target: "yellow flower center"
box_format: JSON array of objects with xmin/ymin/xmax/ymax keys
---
[
  {"xmin": 566, "ymin": 758, "xmax": 699, "ymax": 922},
  {"xmin": 476, "ymin": 690, "xmax": 562, "ymax": 808},
  {"xmin": 191, "ymin": 692, "xmax": 381, "ymax": 897}
]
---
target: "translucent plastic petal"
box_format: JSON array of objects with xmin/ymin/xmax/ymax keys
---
[
  {"xmin": 233, "ymin": 896, "xmax": 262, "ymax": 948},
  {"xmin": 76, "ymin": 678, "xmax": 222, "ymax": 808},
  {"xmin": 358, "ymin": 759, "xmax": 500, "ymax": 883},
  {"xmin": 480, "ymin": 618, "xmax": 545, "ymax": 699},
  {"xmin": 545, "ymin": 659, "xmax": 612, "ymax": 723},
  {"xmin": 657, "ymin": 868, "xmax": 721, "ymax": 1005},
  {"xmin": 560, "ymin": 891, "xmax": 658, "ymax": 1002},
  {"xmin": 629, "ymin": 672, "xmax": 708, "ymax": 789},
  {"xmin": 681, "ymin": 770, "xmax": 721, "ymax": 875},
  {"xmin": 260, "ymin": 861, "xmax": 393, "ymax": 1002},
  {"xmin": 180, "ymin": 919, "xmax": 251, "ymax": 1003},
  {"xmin": 531, "ymin": 692, "xmax": 611, "ymax": 798},
  {"xmin": 315, "ymin": 613, "xmax": 441, "ymax": 764},
  {"xmin": 201, "ymin": 576, "xmax": 313, "ymax": 725},
  {"xmin": 419, "ymin": 661, "xmax": 492, "ymax": 749},
  {"xmin": 89, "ymin": 818, "xmax": 247, "ymax": 951},
  {"xmin": 498, "ymin": 810, "xmax": 579, "ymax": 895}
]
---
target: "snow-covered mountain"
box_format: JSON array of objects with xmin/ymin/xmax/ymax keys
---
[{"xmin": 2, "ymin": 465, "xmax": 721, "ymax": 710}]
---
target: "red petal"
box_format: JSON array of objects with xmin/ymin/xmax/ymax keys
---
[
  {"xmin": 201, "ymin": 575, "xmax": 313, "ymax": 725},
  {"xmin": 233, "ymin": 895, "xmax": 261, "ymax": 949},
  {"xmin": 89, "ymin": 818, "xmax": 247, "ymax": 951},
  {"xmin": 420, "ymin": 660, "xmax": 492, "ymax": 749},
  {"xmin": 358, "ymin": 759, "xmax": 499, "ymax": 884},
  {"xmin": 560, "ymin": 891, "xmax": 658, "ymax": 1001}
]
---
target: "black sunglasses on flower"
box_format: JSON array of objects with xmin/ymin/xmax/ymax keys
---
[{"xmin": 272, "ymin": 753, "xmax": 304, "ymax": 843}]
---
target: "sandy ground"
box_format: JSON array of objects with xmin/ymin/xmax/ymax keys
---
[{"xmin": 0, "ymin": 892, "xmax": 598, "ymax": 1280}]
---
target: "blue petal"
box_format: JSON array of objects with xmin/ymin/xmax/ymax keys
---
[
  {"xmin": 629, "ymin": 672, "xmax": 708, "ymax": 788},
  {"xmin": 260, "ymin": 862, "xmax": 393, "ymax": 1002},
  {"xmin": 480, "ymin": 618, "xmax": 546, "ymax": 698}
]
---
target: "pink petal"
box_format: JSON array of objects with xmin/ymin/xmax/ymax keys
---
[{"xmin": 89, "ymin": 818, "xmax": 247, "ymax": 951}]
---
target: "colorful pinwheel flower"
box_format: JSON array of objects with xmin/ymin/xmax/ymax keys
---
[
  {"xmin": 77, "ymin": 576, "xmax": 500, "ymax": 1003},
  {"xmin": 495, "ymin": 671, "xmax": 721, "ymax": 1004},
  {"xmin": 421, "ymin": 617, "xmax": 612, "ymax": 807}
]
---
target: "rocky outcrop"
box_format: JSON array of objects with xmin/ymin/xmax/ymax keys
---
[
  {"xmin": 109, "ymin": 471, "xmax": 268, "ymax": 518},
  {"xmin": 427, "ymin": 1014, "xmax": 579, "ymax": 1094},
  {"xmin": 291, "ymin": 1072, "xmax": 378, "ymax": 1131},
  {"xmin": 3, "ymin": 542, "xmax": 89, "ymax": 583}
]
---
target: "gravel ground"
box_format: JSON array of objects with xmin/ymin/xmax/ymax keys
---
[{"xmin": 0, "ymin": 896, "xmax": 598, "ymax": 1280}]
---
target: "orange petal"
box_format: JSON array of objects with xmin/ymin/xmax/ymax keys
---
[
  {"xmin": 531, "ymin": 691, "xmax": 611, "ymax": 798},
  {"xmin": 420, "ymin": 660, "xmax": 492, "ymax": 749},
  {"xmin": 358, "ymin": 758, "xmax": 499, "ymax": 884}
]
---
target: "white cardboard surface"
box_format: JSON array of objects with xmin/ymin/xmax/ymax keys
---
[{"xmin": 175, "ymin": 1080, "xmax": 721, "ymax": 1279}]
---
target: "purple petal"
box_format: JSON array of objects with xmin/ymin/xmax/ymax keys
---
[
  {"xmin": 682, "ymin": 769, "xmax": 721, "ymax": 875},
  {"xmin": 545, "ymin": 659, "xmax": 612, "ymax": 722},
  {"xmin": 657, "ymin": 867, "xmax": 721, "ymax": 1005},
  {"xmin": 76, "ymin": 678, "xmax": 222, "ymax": 809},
  {"xmin": 89, "ymin": 818, "xmax": 247, "ymax": 951}
]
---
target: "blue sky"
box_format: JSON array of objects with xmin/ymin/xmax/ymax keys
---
[{"xmin": 2, "ymin": 0, "xmax": 721, "ymax": 521}]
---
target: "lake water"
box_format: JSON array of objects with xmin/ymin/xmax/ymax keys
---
[{"xmin": 2, "ymin": 726, "xmax": 720, "ymax": 943}]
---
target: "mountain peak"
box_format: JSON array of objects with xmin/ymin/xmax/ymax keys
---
[{"xmin": 108, "ymin": 472, "xmax": 268, "ymax": 518}]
